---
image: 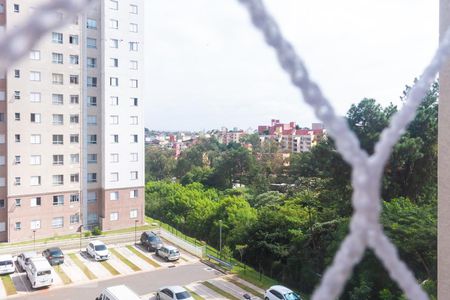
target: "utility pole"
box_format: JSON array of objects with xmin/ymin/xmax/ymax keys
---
[
  {"xmin": 219, "ymin": 220, "xmax": 222, "ymax": 259},
  {"xmin": 33, "ymin": 230, "xmax": 36, "ymax": 251}
]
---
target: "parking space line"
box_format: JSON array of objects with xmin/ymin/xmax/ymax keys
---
[
  {"xmin": 100, "ymin": 260, "xmax": 120, "ymax": 276},
  {"xmin": 106, "ymin": 252, "xmax": 135, "ymax": 275},
  {"xmin": 68, "ymin": 253, "xmax": 97, "ymax": 280},
  {"xmin": 114, "ymin": 247, "xmax": 154, "ymax": 271},
  {"xmin": 2, "ymin": 275, "xmax": 17, "ymax": 296},
  {"xmin": 187, "ymin": 282, "xmax": 227, "ymax": 300},
  {"xmin": 53, "ymin": 265, "xmax": 72, "ymax": 285},
  {"xmin": 110, "ymin": 248, "xmax": 141, "ymax": 272},
  {"xmin": 59, "ymin": 255, "xmax": 89, "ymax": 283},
  {"xmin": 126, "ymin": 245, "xmax": 160, "ymax": 268},
  {"xmin": 0, "ymin": 275, "xmax": 8, "ymax": 298},
  {"xmin": 210, "ymin": 278, "xmax": 260, "ymax": 299},
  {"xmin": 50, "ymin": 268, "xmax": 64, "ymax": 286},
  {"xmin": 201, "ymin": 281, "xmax": 239, "ymax": 300},
  {"xmin": 75, "ymin": 252, "xmax": 112, "ymax": 279}
]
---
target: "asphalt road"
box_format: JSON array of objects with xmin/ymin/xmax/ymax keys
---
[{"xmin": 13, "ymin": 262, "xmax": 222, "ymax": 300}]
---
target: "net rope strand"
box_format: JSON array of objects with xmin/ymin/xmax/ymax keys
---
[
  {"xmin": 0, "ymin": 0, "xmax": 446, "ymax": 299},
  {"xmin": 237, "ymin": 0, "xmax": 450, "ymax": 299}
]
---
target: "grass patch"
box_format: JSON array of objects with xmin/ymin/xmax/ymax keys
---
[
  {"xmin": 201, "ymin": 281, "xmax": 239, "ymax": 300},
  {"xmin": 68, "ymin": 254, "xmax": 97, "ymax": 280},
  {"xmin": 126, "ymin": 245, "xmax": 160, "ymax": 268},
  {"xmin": 225, "ymin": 277, "xmax": 264, "ymax": 298},
  {"xmin": 1, "ymin": 275, "xmax": 16, "ymax": 296},
  {"xmin": 185, "ymin": 287, "xmax": 205, "ymax": 300},
  {"xmin": 54, "ymin": 265, "xmax": 72, "ymax": 285},
  {"xmin": 100, "ymin": 261, "xmax": 120, "ymax": 276},
  {"xmin": 110, "ymin": 249, "xmax": 141, "ymax": 272},
  {"xmin": 232, "ymin": 264, "xmax": 278, "ymax": 291}
]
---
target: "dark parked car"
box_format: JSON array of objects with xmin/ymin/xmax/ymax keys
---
[
  {"xmin": 140, "ymin": 231, "xmax": 163, "ymax": 252},
  {"xmin": 42, "ymin": 247, "xmax": 64, "ymax": 266}
]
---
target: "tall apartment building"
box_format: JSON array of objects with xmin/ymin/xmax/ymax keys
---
[{"xmin": 0, "ymin": 0, "xmax": 145, "ymax": 242}]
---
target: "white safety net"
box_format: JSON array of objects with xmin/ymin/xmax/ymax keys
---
[{"xmin": 0, "ymin": 0, "xmax": 447, "ymax": 299}]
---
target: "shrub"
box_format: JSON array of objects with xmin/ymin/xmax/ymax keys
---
[{"xmin": 92, "ymin": 226, "xmax": 102, "ymax": 236}]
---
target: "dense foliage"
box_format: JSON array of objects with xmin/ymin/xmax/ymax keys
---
[{"xmin": 145, "ymin": 83, "xmax": 438, "ymax": 299}]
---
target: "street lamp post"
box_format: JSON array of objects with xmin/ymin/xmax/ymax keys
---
[
  {"xmin": 33, "ymin": 230, "xmax": 36, "ymax": 251},
  {"xmin": 79, "ymin": 225, "xmax": 83, "ymax": 252},
  {"xmin": 134, "ymin": 220, "xmax": 138, "ymax": 245},
  {"xmin": 219, "ymin": 220, "xmax": 222, "ymax": 259}
]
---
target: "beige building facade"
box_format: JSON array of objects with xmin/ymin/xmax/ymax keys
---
[{"xmin": 0, "ymin": 0, "xmax": 144, "ymax": 242}]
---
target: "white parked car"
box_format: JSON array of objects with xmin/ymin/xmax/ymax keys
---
[
  {"xmin": 86, "ymin": 240, "xmax": 110, "ymax": 261},
  {"xmin": 0, "ymin": 255, "xmax": 15, "ymax": 275},
  {"xmin": 156, "ymin": 286, "xmax": 194, "ymax": 300},
  {"xmin": 264, "ymin": 285, "xmax": 303, "ymax": 300},
  {"xmin": 17, "ymin": 251, "xmax": 38, "ymax": 272},
  {"xmin": 156, "ymin": 245, "xmax": 180, "ymax": 261}
]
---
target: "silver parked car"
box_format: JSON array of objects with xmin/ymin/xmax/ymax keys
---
[
  {"xmin": 156, "ymin": 245, "xmax": 180, "ymax": 261},
  {"xmin": 264, "ymin": 285, "xmax": 302, "ymax": 300},
  {"xmin": 17, "ymin": 251, "xmax": 38, "ymax": 272}
]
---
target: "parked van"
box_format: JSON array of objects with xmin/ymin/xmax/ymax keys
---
[
  {"xmin": 96, "ymin": 285, "xmax": 141, "ymax": 300},
  {"xmin": 0, "ymin": 255, "xmax": 15, "ymax": 275},
  {"xmin": 25, "ymin": 257, "xmax": 53, "ymax": 288}
]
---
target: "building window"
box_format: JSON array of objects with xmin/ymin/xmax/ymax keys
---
[
  {"xmin": 130, "ymin": 209, "xmax": 138, "ymax": 219},
  {"xmin": 70, "ymin": 55, "xmax": 79, "ymax": 65},
  {"xmin": 110, "ymin": 58, "xmax": 118, "ymax": 67},
  {"xmin": 110, "ymin": 192, "xmax": 119, "ymax": 201},
  {"xmin": 70, "ymin": 134, "xmax": 79, "ymax": 144},
  {"xmin": 52, "ymin": 134, "xmax": 63, "ymax": 145},
  {"xmin": 0, "ymin": 199, "xmax": 4, "ymax": 208},
  {"xmin": 88, "ymin": 96, "xmax": 97, "ymax": 106},
  {"xmin": 130, "ymin": 79, "xmax": 138, "ymax": 88},
  {"xmin": 88, "ymin": 173, "xmax": 97, "ymax": 183},
  {"xmin": 111, "ymin": 134, "xmax": 119, "ymax": 143},
  {"xmin": 70, "ymin": 114, "xmax": 79, "ymax": 124},
  {"xmin": 110, "ymin": 115, "xmax": 119, "ymax": 125},
  {"xmin": 0, "ymin": 113, "xmax": 4, "ymax": 122},
  {"xmin": 70, "ymin": 214, "xmax": 79, "ymax": 224},
  {"xmin": 87, "ymin": 213, "xmax": 98, "ymax": 224},
  {"xmin": 129, "ymin": 42, "xmax": 138, "ymax": 51},
  {"xmin": 87, "ymin": 192, "xmax": 97, "ymax": 203},
  {"xmin": 130, "ymin": 189, "xmax": 138, "ymax": 198},
  {"xmin": 130, "ymin": 4, "xmax": 138, "ymax": 14},
  {"xmin": 70, "ymin": 154, "xmax": 79, "ymax": 163},
  {"xmin": 130, "ymin": 116, "xmax": 138, "ymax": 125},
  {"xmin": 87, "ymin": 154, "xmax": 97, "ymax": 164},
  {"xmin": 86, "ymin": 18, "xmax": 97, "ymax": 29},
  {"xmin": 30, "ymin": 92, "xmax": 41, "ymax": 102},
  {"xmin": 69, "ymin": 34, "xmax": 79, "ymax": 45},
  {"xmin": 53, "ymin": 175, "xmax": 64, "ymax": 185},
  {"xmin": 30, "ymin": 220, "xmax": 41, "ymax": 230},
  {"xmin": 52, "ymin": 73, "xmax": 63, "ymax": 85},
  {"xmin": 30, "ymin": 134, "xmax": 41, "ymax": 144},
  {"xmin": 110, "ymin": 153, "xmax": 119, "ymax": 163},
  {"xmin": 87, "ymin": 115, "xmax": 97, "ymax": 125},
  {"xmin": 14, "ymin": 69, "xmax": 20, "ymax": 78},
  {"xmin": 53, "ymin": 195, "xmax": 64, "ymax": 206},
  {"xmin": 110, "ymin": 77, "xmax": 118, "ymax": 87},
  {"xmin": 52, "ymin": 94, "xmax": 64, "ymax": 105},
  {"xmin": 30, "ymin": 176, "xmax": 41, "ymax": 186},
  {"xmin": 110, "ymin": 172, "xmax": 119, "ymax": 182},
  {"xmin": 130, "ymin": 135, "xmax": 138, "ymax": 143},
  {"xmin": 87, "ymin": 57, "xmax": 97, "ymax": 68},
  {"xmin": 131, "ymin": 97, "xmax": 138, "ymax": 106},
  {"xmin": 70, "ymin": 173, "xmax": 79, "ymax": 183},
  {"xmin": 15, "ymin": 198, "xmax": 21, "ymax": 207},
  {"xmin": 14, "ymin": 113, "xmax": 20, "ymax": 121},
  {"xmin": 110, "ymin": 96, "xmax": 119, "ymax": 106},
  {"xmin": 110, "ymin": 0, "xmax": 118, "ymax": 10},
  {"xmin": 15, "ymin": 222, "xmax": 21, "ymax": 230},
  {"xmin": 110, "ymin": 212, "xmax": 119, "ymax": 221},
  {"xmin": 52, "ymin": 217, "xmax": 64, "ymax": 229},
  {"xmin": 53, "ymin": 114, "xmax": 64, "ymax": 125},
  {"xmin": 52, "ymin": 32, "xmax": 63, "ymax": 44},
  {"xmin": 52, "ymin": 52, "xmax": 63, "ymax": 64},
  {"xmin": 110, "ymin": 19, "xmax": 118, "ymax": 29},
  {"xmin": 130, "ymin": 60, "xmax": 138, "ymax": 70},
  {"xmin": 130, "ymin": 152, "xmax": 138, "ymax": 162},
  {"xmin": 0, "ymin": 156, "xmax": 4, "ymax": 165},
  {"xmin": 70, "ymin": 194, "xmax": 79, "ymax": 202},
  {"xmin": 130, "ymin": 23, "xmax": 138, "ymax": 33},
  {"xmin": 110, "ymin": 39, "xmax": 119, "ymax": 48},
  {"xmin": 14, "ymin": 134, "xmax": 20, "ymax": 143},
  {"xmin": 13, "ymin": 4, "xmax": 19, "ymax": 12},
  {"xmin": 87, "ymin": 76, "xmax": 97, "ymax": 87},
  {"xmin": 30, "ymin": 155, "xmax": 41, "ymax": 165},
  {"xmin": 30, "ymin": 113, "xmax": 41, "ymax": 123},
  {"xmin": 87, "ymin": 38, "xmax": 97, "ymax": 49},
  {"xmin": 31, "ymin": 197, "xmax": 41, "ymax": 207},
  {"xmin": 70, "ymin": 95, "xmax": 79, "ymax": 104},
  {"xmin": 30, "ymin": 50, "xmax": 40, "ymax": 60},
  {"xmin": 130, "ymin": 171, "xmax": 138, "ymax": 180},
  {"xmin": 70, "ymin": 75, "xmax": 79, "ymax": 84},
  {"xmin": 52, "ymin": 155, "xmax": 64, "ymax": 165},
  {"xmin": 88, "ymin": 135, "xmax": 97, "ymax": 144},
  {"xmin": 14, "ymin": 91, "xmax": 20, "ymax": 100},
  {"xmin": 29, "ymin": 71, "xmax": 41, "ymax": 81}
]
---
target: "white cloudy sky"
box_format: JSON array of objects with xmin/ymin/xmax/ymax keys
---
[{"xmin": 144, "ymin": 0, "xmax": 438, "ymax": 131}]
